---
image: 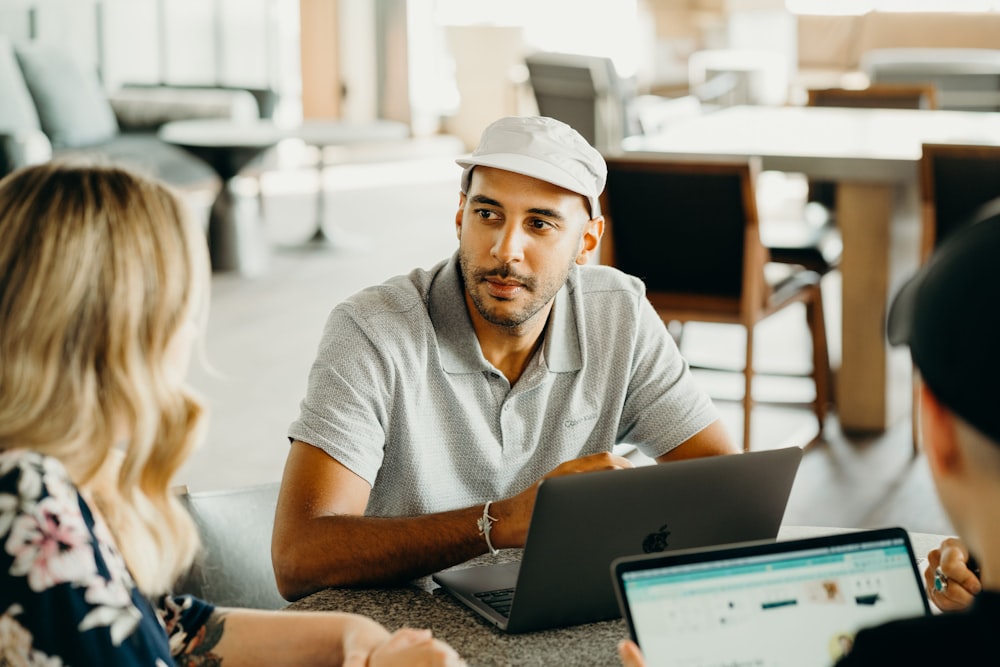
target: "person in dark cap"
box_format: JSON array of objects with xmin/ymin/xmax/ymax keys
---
[
  {"xmin": 618, "ymin": 206, "xmax": 1000, "ymax": 667},
  {"xmin": 273, "ymin": 116, "xmax": 736, "ymax": 598}
]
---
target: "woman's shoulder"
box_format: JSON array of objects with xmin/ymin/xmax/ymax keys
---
[
  {"xmin": 0, "ymin": 448, "xmax": 179, "ymax": 664},
  {"xmin": 0, "ymin": 448, "xmax": 77, "ymax": 513}
]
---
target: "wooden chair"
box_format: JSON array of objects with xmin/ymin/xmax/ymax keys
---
[
  {"xmin": 807, "ymin": 83, "xmax": 938, "ymax": 111},
  {"xmin": 600, "ymin": 156, "xmax": 831, "ymax": 451},
  {"xmin": 919, "ymin": 143, "xmax": 1000, "ymax": 262},
  {"xmin": 174, "ymin": 482, "xmax": 287, "ymax": 609},
  {"xmin": 908, "ymin": 143, "xmax": 1000, "ymax": 452}
]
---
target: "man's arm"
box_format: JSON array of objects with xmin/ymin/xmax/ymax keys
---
[
  {"xmin": 271, "ymin": 441, "xmax": 632, "ymax": 600},
  {"xmin": 654, "ymin": 419, "xmax": 737, "ymax": 463}
]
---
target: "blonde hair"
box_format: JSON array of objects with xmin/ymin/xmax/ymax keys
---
[{"xmin": 0, "ymin": 160, "xmax": 210, "ymax": 595}]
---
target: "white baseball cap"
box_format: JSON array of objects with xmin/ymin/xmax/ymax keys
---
[{"xmin": 457, "ymin": 116, "xmax": 607, "ymax": 217}]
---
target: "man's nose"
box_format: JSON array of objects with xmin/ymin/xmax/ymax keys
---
[{"xmin": 491, "ymin": 223, "xmax": 526, "ymax": 264}]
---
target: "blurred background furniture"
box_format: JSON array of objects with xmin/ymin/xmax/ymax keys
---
[
  {"xmin": 174, "ymin": 482, "xmax": 287, "ymax": 610},
  {"xmin": 687, "ymin": 49, "xmax": 789, "ymax": 108},
  {"xmin": 793, "ymin": 11, "xmax": 1000, "ymax": 96},
  {"xmin": 524, "ymin": 50, "xmax": 703, "ymax": 153},
  {"xmin": 159, "ymin": 118, "xmax": 286, "ymax": 277},
  {"xmin": 620, "ymin": 104, "xmax": 1000, "ymax": 434},
  {"xmin": 761, "ymin": 83, "xmax": 937, "ymax": 279},
  {"xmin": 863, "ymin": 48, "xmax": 1000, "ymax": 112},
  {"xmin": 910, "ymin": 146, "xmax": 1000, "ymax": 454},
  {"xmin": 292, "ymin": 118, "xmax": 410, "ymax": 247},
  {"xmin": 807, "ymin": 83, "xmax": 938, "ymax": 112},
  {"xmin": 0, "ymin": 36, "xmax": 273, "ymax": 231},
  {"xmin": 524, "ymin": 51, "xmax": 636, "ymax": 152},
  {"xmin": 918, "ymin": 143, "xmax": 1000, "ymax": 261},
  {"xmin": 600, "ymin": 156, "xmax": 830, "ymax": 452}
]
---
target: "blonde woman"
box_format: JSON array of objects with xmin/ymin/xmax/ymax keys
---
[{"xmin": 0, "ymin": 162, "xmax": 464, "ymax": 667}]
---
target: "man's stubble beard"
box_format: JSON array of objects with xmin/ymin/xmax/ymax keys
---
[{"xmin": 457, "ymin": 249, "xmax": 575, "ymax": 331}]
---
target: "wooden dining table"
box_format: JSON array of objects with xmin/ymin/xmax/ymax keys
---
[{"xmin": 618, "ymin": 105, "xmax": 1000, "ymax": 433}]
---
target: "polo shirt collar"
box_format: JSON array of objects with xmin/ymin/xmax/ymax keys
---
[{"xmin": 429, "ymin": 253, "xmax": 583, "ymax": 375}]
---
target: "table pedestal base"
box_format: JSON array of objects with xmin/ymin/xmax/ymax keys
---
[{"xmin": 209, "ymin": 176, "xmax": 270, "ymax": 277}]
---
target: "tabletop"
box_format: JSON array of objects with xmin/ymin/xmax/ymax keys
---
[
  {"xmin": 158, "ymin": 118, "xmax": 287, "ymax": 149},
  {"xmin": 292, "ymin": 118, "xmax": 410, "ymax": 147},
  {"xmin": 286, "ymin": 526, "xmax": 947, "ymax": 667},
  {"xmin": 621, "ymin": 105, "xmax": 1000, "ymax": 182}
]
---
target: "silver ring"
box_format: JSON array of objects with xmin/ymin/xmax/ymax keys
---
[{"xmin": 934, "ymin": 566, "xmax": 948, "ymax": 592}]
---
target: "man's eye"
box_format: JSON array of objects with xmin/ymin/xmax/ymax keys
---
[
  {"xmin": 528, "ymin": 219, "xmax": 551, "ymax": 230},
  {"xmin": 476, "ymin": 209, "xmax": 497, "ymax": 220}
]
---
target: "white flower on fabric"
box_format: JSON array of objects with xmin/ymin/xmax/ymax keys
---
[
  {"xmin": 0, "ymin": 604, "xmax": 66, "ymax": 667},
  {"xmin": 6, "ymin": 494, "xmax": 97, "ymax": 592},
  {"xmin": 158, "ymin": 595, "xmax": 194, "ymax": 654},
  {"xmin": 79, "ymin": 579, "xmax": 142, "ymax": 647},
  {"xmin": 0, "ymin": 492, "xmax": 18, "ymax": 541},
  {"xmin": 15, "ymin": 458, "xmax": 44, "ymax": 504}
]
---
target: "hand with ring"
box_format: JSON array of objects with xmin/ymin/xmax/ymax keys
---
[{"xmin": 924, "ymin": 537, "xmax": 982, "ymax": 612}]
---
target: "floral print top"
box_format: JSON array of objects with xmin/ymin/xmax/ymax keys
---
[{"xmin": 1, "ymin": 449, "xmax": 215, "ymax": 666}]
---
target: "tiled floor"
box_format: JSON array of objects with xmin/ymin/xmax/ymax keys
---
[{"xmin": 177, "ymin": 150, "xmax": 955, "ymax": 540}]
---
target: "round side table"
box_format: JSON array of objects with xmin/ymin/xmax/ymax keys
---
[
  {"xmin": 160, "ymin": 118, "xmax": 286, "ymax": 276},
  {"xmin": 291, "ymin": 119, "xmax": 410, "ymax": 247}
]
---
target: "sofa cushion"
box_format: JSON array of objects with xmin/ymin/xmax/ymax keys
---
[
  {"xmin": 54, "ymin": 133, "xmax": 220, "ymax": 191},
  {"xmin": 0, "ymin": 36, "xmax": 41, "ymax": 135},
  {"xmin": 15, "ymin": 42, "xmax": 119, "ymax": 149}
]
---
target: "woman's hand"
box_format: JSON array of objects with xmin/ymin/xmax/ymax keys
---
[
  {"xmin": 618, "ymin": 639, "xmax": 647, "ymax": 667},
  {"xmin": 363, "ymin": 628, "xmax": 465, "ymax": 667},
  {"xmin": 925, "ymin": 537, "xmax": 981, "ymax": 612}
]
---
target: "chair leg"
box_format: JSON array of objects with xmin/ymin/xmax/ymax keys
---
[
  {"xmin": 805, "ymin": 286, "xmax": 831, "ymax": 435},
  {"xmin": 743, "ymin": 325, "xmax": 754, "ymax": 452}
]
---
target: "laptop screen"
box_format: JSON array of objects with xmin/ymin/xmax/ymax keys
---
[{"xmin": 615, "ymin": 528, "xmax": 930, "ymax": 667}]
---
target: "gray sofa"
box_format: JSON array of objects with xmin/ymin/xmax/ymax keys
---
[{"xmin": 0, "ymin": 36, "xmax": 275, "ymax": 227}]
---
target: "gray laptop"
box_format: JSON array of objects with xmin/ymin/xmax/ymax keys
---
[
  {"xmin": 611, "ymin": 526, "xmax": 930, "ymax": 666},
  {"xmin": 432, "ymin": 446, "xmax": 803, "ymax": 633}
]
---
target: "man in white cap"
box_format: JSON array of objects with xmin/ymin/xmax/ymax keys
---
[{"xmin": 273, "ymin": 116, "xmax": 736, "ymax": 599}]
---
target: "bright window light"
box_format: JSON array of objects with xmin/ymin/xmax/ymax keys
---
[{"xmin": 786, "ymin": 0, "xmax": 1000, "ymax": 13}]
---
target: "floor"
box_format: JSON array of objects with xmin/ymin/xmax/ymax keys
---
[{"xmin": 177, "ymin": 146, "xmax": 955, "ymax": 539}]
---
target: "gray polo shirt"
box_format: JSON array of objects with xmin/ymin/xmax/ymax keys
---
[{"xmin": 288, "ymin": 253, "xmax": 718, "ymax": 517}]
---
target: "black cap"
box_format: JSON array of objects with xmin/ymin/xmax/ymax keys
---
[{"xmin": 887, "ymin": 204, "xmax": 1000, "ymax": 444}]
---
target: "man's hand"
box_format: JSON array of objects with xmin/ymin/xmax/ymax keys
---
[
  {"xmin": 925, "ymin": 537, "xmax": 981, "ymax": 612},
  {"xmin": 489, "ymin": 452, "xmax": 633, "ymax": 548}
]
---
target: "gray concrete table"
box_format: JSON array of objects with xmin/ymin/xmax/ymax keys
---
[
  {"xmin": 159, "ymin": 118, "xmax": 286, "ymax": 276},
  {"xmin": 286, "ymin": 527, "xmax": 947, "ymax": 666}
]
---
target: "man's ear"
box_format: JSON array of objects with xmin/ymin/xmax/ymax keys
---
[
  {"xmin": 920, "ymin": 382, "xmax": 961, "ymax": 475},
  {"xmin": 455, "ymin": 192, "xmax": 467, "ymax": 240},
  {"xmin": 576, "ymin": 215, "xmax": 605, "ymax": 265}
]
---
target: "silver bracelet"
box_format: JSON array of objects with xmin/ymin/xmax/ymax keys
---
[{"xmin": 477, "ymin": 500, "xmax": 499, "ymax": 555}]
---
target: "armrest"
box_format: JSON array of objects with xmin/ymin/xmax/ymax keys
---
[
  {"xmin": 108, "ymin": 84, "xmax": 264, "ymax": 132},
  {"xmin": 0, "ymin": 129, "xmax": 52, "ymax": 176}
]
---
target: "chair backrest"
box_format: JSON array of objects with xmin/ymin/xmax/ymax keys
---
[
  {"xmin": 807, "ymin": 83, "xmax": 938, "ymax": 110},
  {"xmin": 919, "ymin": 143, "xmax": 1000, "ymax": 261},
  {"xmin": 600, "ymin": 156, "xmax": 766, "ymax": 320},
  {"xmin": 524, "ymin": 51, "xmax": 633, "ymax": 151},
  {"xmin": 174, "ymin": 481, "xmax": 287, "ymax": 609}
]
